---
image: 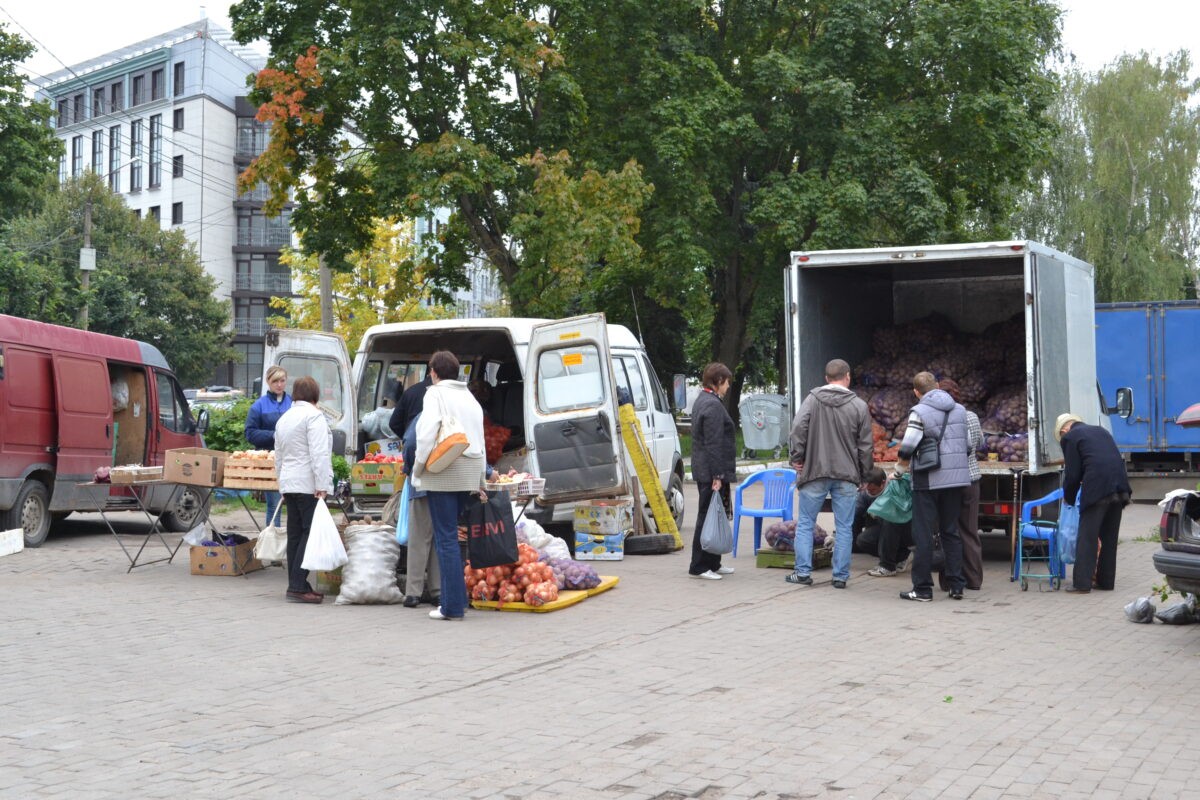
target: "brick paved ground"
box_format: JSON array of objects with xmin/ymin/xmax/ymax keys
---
[{"xmin": 2, "ymin": 490, "xmax": 1198, "ymax": 800}]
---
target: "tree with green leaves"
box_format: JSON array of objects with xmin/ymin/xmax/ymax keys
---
[
  {"xmin": 1016, "ymin": 52, "xmax": 1200, "ymax": 301},
  {"xmin": 231, "ymin": 1, "xmax": 1062, "ymax": 401},
  {"xmin": 0, "ymin": 24, "xmax": 61, "ymax": 220},
  {"xmin": 3, "ymin": 173, "xmax": 237, "ymax": 386}
]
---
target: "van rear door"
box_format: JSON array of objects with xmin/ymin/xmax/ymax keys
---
[
  {"xmin": 524, "ymin": 314, "xmax": 628, "ymax": 502},
  {"xmin": 51, "ymin": 354, "xmax": 114, "ymax": 479},
  {"xmin": 263, "ymin": 329, "xmax": 356, "ymax": 458}
]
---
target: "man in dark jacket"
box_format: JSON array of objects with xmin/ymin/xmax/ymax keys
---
[
  {"xmin": 390, "ymin": 372, "xmax": 432, "ymax": 444},
  {"xmin": 1056, "ymin": 413, "xmax": 1131, "ymax": 593},
  {"xmin": 894, "ymin": 372, "xmax": 971, "ymax": 602},
  {"xmin": 786, "ymin": 359, "xmax": 873, "ymax": 589}
]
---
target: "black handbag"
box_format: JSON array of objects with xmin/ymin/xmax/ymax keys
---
[
  {"xmin": 463, "ymin": 492, "xmax": 519, "ymax": 568},
  {"xmin": 910, "ymin": 410, "xmax": 948, "ymax": 472}
]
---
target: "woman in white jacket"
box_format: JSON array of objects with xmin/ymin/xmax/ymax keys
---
[
  {"xmin": 413, "ymin": 351, "xmax": 486, "ymax": 620},
  {"xmin": 273, "ymin": 375, "xmax": 333, "ymax": 604}
]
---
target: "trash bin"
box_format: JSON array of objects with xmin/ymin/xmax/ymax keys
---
[{"xmin": 738, "ymin": 394, "xmax": 788, "ymax": 459}]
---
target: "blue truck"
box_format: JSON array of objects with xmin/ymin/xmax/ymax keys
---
[{"xmin": 1096, "ymin": 300, "xmax": 1200, "ymax": 498}]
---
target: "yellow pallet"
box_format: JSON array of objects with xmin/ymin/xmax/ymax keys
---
[
  {"xmin": 618, "ymin": 405, "xmax": 681, "ymax": 548},
  {"xmin": 470, "ymin": 575, "xmax": 619, "ymax": 613}
]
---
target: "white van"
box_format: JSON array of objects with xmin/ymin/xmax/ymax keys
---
[{"xmin": 263, "ymin": 314, "xmax": 685, "ymax": 547}]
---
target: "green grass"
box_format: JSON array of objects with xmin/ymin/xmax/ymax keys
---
[
  {"xmin": 210, "ymin": 495, "xmax": 266, "ymax": 516},
  {"xmin": 679, "ymin": 430, "xmax": 782, "ymax": 462}
]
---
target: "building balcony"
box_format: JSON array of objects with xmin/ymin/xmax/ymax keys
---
[
  {"xmin": 235, "ymin": 274, "xmax": 294, "ymax": 293},
  {"xmin": 233, "ymin": 318, "xmax": 272, "ymax": 337}
]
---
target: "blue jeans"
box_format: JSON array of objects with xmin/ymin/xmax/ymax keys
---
[
  {"xmin": 426, "ymin": 491, "xmax": 470, "ymax": 618},
  {"xmin": 264, "ymin": 491, "xmax": 283, "ymax": 528},
  {"xmin": 793, "ymin": 478, "xmax": 858, "ymax": 582}
]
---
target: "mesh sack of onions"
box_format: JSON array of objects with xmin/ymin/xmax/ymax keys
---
[
  {"xmin": 996, "ymin": 433, "xmax": 1029, "ymax": 463},
  {"xmin": 854, "ymin": 355, "xmax": 889, "ymax": 387},
  {"xmin": 927, "ymin": 347, "xmax": 973, "ymax": 382},
  {"xmin": 957, "ymin": 370, "xmax": 994, "ymax": 404},
  {"xmin": 903, "ymin": 314, "xmax": 956, "ymax": 351},
  {"xmin": 986, "ymin": 384, "xmax": 1027, "ymax": 430},
  {"xmin": 872, "ymin": 326, "xmax": 905, "ymax": 358},
  {"xmin": 869, "ymin": 387, "xmax": 914, "ymax": 430},
  {"xmin": 884, "ymin": 355, "xmax": 926, "ymax": 388}
]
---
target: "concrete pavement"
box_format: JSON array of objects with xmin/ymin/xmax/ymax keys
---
[{"xmin": 2, "ymin": 491, "xmax": 1198, "ymax": 799}]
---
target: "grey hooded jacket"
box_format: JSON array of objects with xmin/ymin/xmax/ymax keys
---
[
  {"xmin": 897, "ymin": 388, "xmax": 971, "ymax": 490},
  {"xmin": 788, "ymin": 385, "xmax": 873, "ymax": 486}
]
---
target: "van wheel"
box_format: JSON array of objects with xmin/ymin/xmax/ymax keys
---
[
  {"xmin": 667, "ymin": 472, "xmax": 686, "ymax": 531},
  {"xmin": 161, "ymin": 486, "xmax": 209, "ymax": 532},
  {"xmin": 6, "ymin": 481, "xmax": 51, "ymax": 548}
]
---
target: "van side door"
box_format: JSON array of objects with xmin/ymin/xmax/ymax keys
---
[
  {"xmin": 263, "ymin": 329, "xmax": 357, "ymax": 458},
  {"xmin": 524, "ymin": 314, "xmax": 628, "ymax": 502},
  {"xmin": 51, "ymin": 354, "xmax": 114, "ymax": 480}
]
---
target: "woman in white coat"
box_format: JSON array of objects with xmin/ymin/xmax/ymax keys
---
[{"xmin": 412, "ymin": 351, "xmax": 486, "ymax": 620}]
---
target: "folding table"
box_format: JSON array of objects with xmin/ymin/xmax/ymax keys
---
[{"xmin": 77, "ymin": 480, "xmax": 212, "ymax": 572}]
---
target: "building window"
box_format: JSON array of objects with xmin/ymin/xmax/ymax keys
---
[
  {"xmin": 170, "ymin": 154, "xmax": 182, "ymax": 179},
  {"xmin": 173, "ymin": 108, "xmax": 184, "ymax": 130},
  {"xmin": 148, "ymin": 206, "xmax": 160, "ymax": 222},
  {"xmin": 236, "ymin": 252, "xmax": 292, "ymax": 292},
  {"xmin": 133, "ymin": 209, "xmax": 141, "ymax": 219},
  {"xmin": 110, "ymin": 81, "xmax": 124, "ymax": 112},
  {"xmin": 58, "ymin": 152, "xmax": 66, "ymax": 183},
  {"xmin": 236, "ymin": 117, "xmax": 271, "ymax": 157},
  {"xmin": 151, "ymin": 68, "xmax": 165, "ymax": 101},
  {"xmin": 148, "ymin": 114, "xmax": 162, "ymax": 188},
  {"xmin": 132, "ymin": 74, "xmax": 146, "ymax": 106},
  {"xmin": 71, "ymin": 135, "xmax": 83, "ymax": 176},
  {"xmin": 108, "ymin": 125, "xmax": 121, "ymax": 191},
  {"xmin": 72, "ymin": 93, "xmax": 84, "ymax": 124},
  {"xmin": 92, "ymin": 87, "xmax": 105, "ymax": 117},
  {"xmin": 173, "ymin": 61, "xmax": 185, "ymax": 96},
  {"xmin": 129, "ymin": 120, "xmax": 143, "ymax": 191},
  {"xmin": 234, "ymin": 297, "xmax": 275, "ymax": 336},
  {"xmin": 91, "ymin": 130, "xmax": 103, "ymax": 174},
  {"xmin": 57, "ymin": 98, "xmax": 68, "ymax": 127},
  {"xmin": 171, "ymin": 202, "xmax": 183, "ymax": 225},
  {"xmin": 236, "ymin": 208, "xmax": 293, "ymax": 247}
]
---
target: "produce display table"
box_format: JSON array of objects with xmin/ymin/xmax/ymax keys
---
[{"xmin": 77, "ymin": 480, "xmax": 195, "ymax": 572}]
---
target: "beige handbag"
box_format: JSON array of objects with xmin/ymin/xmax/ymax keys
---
[{"xmin": 424, "ymin": 391, "xmax": 470, "ymax": 473}]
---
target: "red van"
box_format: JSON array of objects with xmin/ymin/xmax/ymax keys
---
[{"xmin": 0, "ymin": 315, "xmax": 209, "ymax": 547}]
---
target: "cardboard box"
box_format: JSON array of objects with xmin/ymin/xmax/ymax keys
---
[
  {"xmin": 313, "ymin": 568, "xmax": 343, "ymax": 595},
  {"xmin": 574, "ymin": 530, "xmax": 627, "ymax": 561},
  {"xmin": 574, "ymin": 498, "xmax": 634, "ymax": 535},
  {"xmin": 351, "ymin": 462, "xmax": 402, "ymax": 495},
  {"xmin": 110, "ymin": 465, "xmax": 164, "ymax": 484},
  {"xmin": 190, "ymin": 539, "xmax": 262, "ymax": 576},
  {"xmin": 364, "ymin": 438, "xmax": 403, "ymax": 456},
  {"xmin": 165, "ymin": 447, "xmax": 227, "ymax": 487}
]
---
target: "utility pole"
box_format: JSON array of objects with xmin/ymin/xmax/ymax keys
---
[
  {"xmin": 78, "ymin": 199, "xmax": 95, "ymax": 330},
  {"xmin": 319, "ymin": 253, "xmax": 333, "ymax": 332}
]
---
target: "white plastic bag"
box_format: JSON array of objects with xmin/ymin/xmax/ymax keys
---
[
  {"xmin": 253, "ymin": 504, "xmax": 287, "ymax": 563},
  {"xmin": 301, "ymin": 500, "xmax": 349, "ymax": 571},
  {"xmin": 518, "ymin": 518, "xmax": 553, "ymax": 550},
  {"xmin": 537, "ymin": 536, "xmax": 571, "ymax": 562},
  {"xmin": 183, "ymin": 523, "xmax": 207, "ymax": 547}
]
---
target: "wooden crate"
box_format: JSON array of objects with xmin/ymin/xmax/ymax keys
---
[{"xmin": 224, "ymin": 461, "xmax": 278, "ymax": 490}]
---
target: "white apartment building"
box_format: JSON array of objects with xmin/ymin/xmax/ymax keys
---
[{"xmin": 35, "ymin": 19, "xmax": 292, "ymax": 392}]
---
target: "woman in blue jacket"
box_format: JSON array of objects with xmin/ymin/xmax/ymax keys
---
[{"xmin": 245, "ymin": 365, "xmax": 293, "ymax": 527}]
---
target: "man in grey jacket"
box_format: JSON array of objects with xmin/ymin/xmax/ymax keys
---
[
  {"xmin": 894, "ymin": 372, "xmax": 971, "ymax": 602},
  {"xmin": 786, "ymin": 359, "xmax": 873, "ymax": 589}
]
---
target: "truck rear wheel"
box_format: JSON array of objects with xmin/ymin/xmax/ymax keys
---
[
  {"xmin": 161, "ymin": 486, "xmax": 209, "ymax": 532},
  {"xmin": 6, "ymin": 480, "xmax": 51, "ymax": 548}
]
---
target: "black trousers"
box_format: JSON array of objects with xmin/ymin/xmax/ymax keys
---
[
  {"xmin": 1073, "ymin": 493, "xmax": 1126, "ymax": 591},
  {"xmin": 690, "ymin": 482, "xmax": 729, "ymax": 575},
  {"xmin": 911, "ymin": 486, "xmax": 965, "ymax": 596},
  {"xmin": 284, "ymin": 493, "xmax": 319, "ymax": 593},
  {"xmin": 876, "ymin": 520, "xmax": 913, "ymax": 570}
]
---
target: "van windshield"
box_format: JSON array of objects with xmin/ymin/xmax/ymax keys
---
[{"xmin": 279, "ymin": 355, "xmax": 346, "ymax": 420}]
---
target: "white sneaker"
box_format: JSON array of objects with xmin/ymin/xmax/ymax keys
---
[
  {"xmin": 716, "ymin": 566, "xmax": 735, "ymax": 575},
  {"xmin": 428, "ymin": 607, "xmax": 463, "ymax": 620},
  {"xmin": 691, "ymin": 570, "xmax": 722, "ymax": 580},
  {"xmin": 868, "ymin": 566, "xmax": 897, "ymax": 577}
]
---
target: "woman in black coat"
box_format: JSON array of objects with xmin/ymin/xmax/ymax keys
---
[{"xmin": 689, "ymin": 362, "xmax": 737, "ymax": 580}]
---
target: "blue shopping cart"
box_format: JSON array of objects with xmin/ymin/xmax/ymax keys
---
[{"xmin": 1012, "ymin": 488, "xmax": 1065, "ymax": 591}]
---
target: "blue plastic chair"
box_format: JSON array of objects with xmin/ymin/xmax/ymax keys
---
[
  {"xmin": 1013, "ymin": 487, "xmax": 1065, "ymax": 590},
  {"xmin": 732, "ymin": 468, "xmax": 796, "ymax": 557}
]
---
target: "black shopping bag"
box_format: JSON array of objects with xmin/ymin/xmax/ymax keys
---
[{"xmin": 463, "ymin": 492, "xmax": 519, "ymax": 568}]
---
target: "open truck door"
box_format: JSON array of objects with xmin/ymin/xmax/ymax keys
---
[
  {"xmin": 263, "ymin": 328, "xmax": 357, "ymax": 460},
  {"xmin": 524, "ymin": 314, "xmax": 628, "ymax": 503},
  {"xmin": 51, "ymin": 354, "xmax": 114, "ymax": 480}
]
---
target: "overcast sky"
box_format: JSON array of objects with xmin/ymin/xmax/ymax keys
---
[{"xmin": 2, "ymin": 1, "xmax": 1198, "ymax": 86}]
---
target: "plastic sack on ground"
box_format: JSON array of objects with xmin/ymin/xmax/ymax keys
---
[
  {"xmin": 183, "ymin": 523, "xmax": 207, "ymax": 547},
  {"xmin": 1124, "ymin": 596, "xmax": 1157, "ymax": 624},
  {"xmin": 1155, "ymin": 595, "xmax": 1197, "ymax": 625},
  {"xmin": 335, "ymin": 524, "xmax": 403, "ymax": 605},
  {"xmin": 517, "ymin": 518, "xmax": 552, "ymax": 550},
  {"xmin": 537, "ymin": 536, "xmax": 571, "ymax": 563}
]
